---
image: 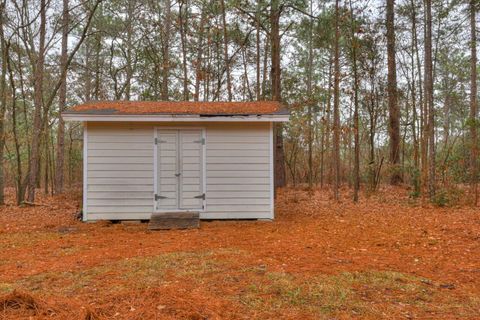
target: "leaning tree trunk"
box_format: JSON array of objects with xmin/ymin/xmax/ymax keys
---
[{"xmin": 55, "ymin": 0, "xmax": 69, "ymax": 194}]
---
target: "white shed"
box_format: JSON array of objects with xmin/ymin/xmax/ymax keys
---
[{"xmin": 62, "ymin": 101, "xmax": 289, "ymax": 222}]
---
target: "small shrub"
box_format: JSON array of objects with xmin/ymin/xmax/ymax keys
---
[
  {"xmin": 432, "ymin": 186, "xmax": 463, "ymax": 207},
  {"xmin": 409, "ymin": 167, "xmax": 421, "ymax": 199}
]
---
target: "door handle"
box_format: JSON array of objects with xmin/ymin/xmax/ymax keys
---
[{"xmin": 175, "ymin": 173, "xmax": 181, "ymax": 177}]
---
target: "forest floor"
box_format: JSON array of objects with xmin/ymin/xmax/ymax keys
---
[{"xmin": 0, "ymin": 186, "xmax": 479, "ymax": 319}]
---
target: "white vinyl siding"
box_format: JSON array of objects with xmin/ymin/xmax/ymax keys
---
[
  {"xmin": 203, "ymin": 123, "xmax": 271, "ymax": 219},
  {"xmin": 85, "ymin": 122, "xmax": 273, "ymax": 220},
  {"xmin": 86, "ymin": 123, "xmax": 154, "ymax": 219}
]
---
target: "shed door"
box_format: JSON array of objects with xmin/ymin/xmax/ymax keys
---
[{"xmin": 156, "ymin": 129, "xmax": 204, "ymax": 211}]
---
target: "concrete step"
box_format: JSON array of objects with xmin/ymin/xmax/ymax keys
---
[{"xmin": 148, "ymin": 212, "xmax": 200, "ymax": 230}]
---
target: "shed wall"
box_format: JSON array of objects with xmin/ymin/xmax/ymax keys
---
[{"xmin": 85, "ymin": 122, "xmax": 273, "ymax": 220}]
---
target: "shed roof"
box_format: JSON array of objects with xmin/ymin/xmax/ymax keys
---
[{"xmin": 65, "ymin": 101, "xmax": 288, "ymax": 115}]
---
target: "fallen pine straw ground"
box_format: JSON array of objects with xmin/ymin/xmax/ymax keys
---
[{"xmin": 0, "ymin": 186, "xmax": 479, "ymax": 319}]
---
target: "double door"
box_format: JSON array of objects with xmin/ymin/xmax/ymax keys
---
[{"xmin": 155, "ymin": 129, "xmax": 204, "ymax": 211}]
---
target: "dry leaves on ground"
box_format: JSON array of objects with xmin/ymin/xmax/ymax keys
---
[{"xmin": 0, "ymin": 186, "xmax": 479, "ymax": 319}]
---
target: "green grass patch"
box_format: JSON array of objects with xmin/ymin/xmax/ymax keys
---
[
  {"xmin": 3, "ymin": 250, "xmax": 225, "ymax": 296},
  {"xmin": 238, "ymin": 270, "xmax": 479, "ymax": 318},
  {"xmin": 0, "ymin": 283, "xmax": 13, "ymax": 293}
]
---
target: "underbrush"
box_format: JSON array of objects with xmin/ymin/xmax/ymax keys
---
[{"xmin": 431, "ymin": 185, "xmax": 464, "ymax": 207}]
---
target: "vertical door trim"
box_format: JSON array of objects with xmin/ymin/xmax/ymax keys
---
[
  {"xmin": 153, "ymin": 126, "xmax": 206, "ymax": 213},
  {"xmin": 153, "ymin": 127, "xmax": 157, "ymax": 211},
  {"xmin": 176, "ymin": 130, "xmax": 182, "ymax": 209},
  {"xmin": 202, "ymin": 128, "xmax": 207, "ymax": 212}
]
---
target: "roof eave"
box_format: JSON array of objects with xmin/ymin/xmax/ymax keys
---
[{"xmin": 61, "ymin": 113, "xmax": 290, "ymax": 122}]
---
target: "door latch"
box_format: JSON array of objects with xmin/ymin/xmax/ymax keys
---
[{"xmin": 194, "ymin": 193, "xmax": 205, "ymax": 200}]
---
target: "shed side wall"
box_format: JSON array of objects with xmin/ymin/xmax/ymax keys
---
[{"xmin": 85, "ymin": 122, "xmax": 272, "ymax": 220}]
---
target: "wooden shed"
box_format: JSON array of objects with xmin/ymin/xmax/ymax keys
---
[{"xmin": 62, "ymin": 101, "xmax": 289, "ymax": 222}]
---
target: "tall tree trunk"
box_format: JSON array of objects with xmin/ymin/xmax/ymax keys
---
[
  {"xmin": 470, "ymin": 0, "xmax": 478, "ymax": 204},
  {"xmin": 161, "ymin": 0, "xmax": 171, "ymax": 100},
  {"xmin": 411, "ymin": 0, "xmax": 427, "ymax": 195},
  {"xmin": 349, "ymin": 0, "xmax": 360, "ymax": 202},
  {"xmin": 220, "ymin": 0, "xmax": 232, "ymax": 101},
  {"xmin": 7, "ymin": 57, "xmax": 22, "ymax": 205},
  {"xmin": 205, "ymin": 25, "xmax": 211, "ymax": 101},
  {"xmin": 332, "ymin": 0, "xmax": 341, "ymax": 200},
  {"xmin": 321, "ymin": 51, "xmax": 334, "ymax": 188},
  {"xmin": 410, "ymin": 0, "xmax": 420, "ymax": 175},
  {"xmin": 443, "ymin": 76, "xmax": 451, "ymax": 147},
  {"xmin": 27, "ymin": 0, "xmax": 47, "ymax": 202},
  {"xmin": 194, "ymin": 2, "xmax": 208, "ymax": 101},
  {"xmin": 262, "ymin": 36, "xmax": 269, "ymax": 99},
  {"xmin": 93, "ymin": 23, "xmax": 102, "ymax": 100},
  {"xmin": 6, "ymin": 48, "xmax": 24, "ymax": 205},
  {"xmin": 424, "ymin": 0, "xmax": 435, "ymax": 198},
  {"xmin": 255, "ymin": 1, "xmax": 261, "ymax": 100},
  {"xmin": 369, "ymin": 93, "xmax": 376, "ymax": 190},
  {"xmin": 386, "ymin": 0, "xmax": 402, "ymax": 185},
  {"xmin": 0, "ymin": 0, "xmax": 6, "ymax": 205},
  {"xmin": 306, "ymin": 0, "xmax": 314, "ymax": 190},
  {"xmin": 124, "ymin": 0, "xmax": 134, "ymax": 100},
  {"xmin": 241, "ymin": 46, "xmax": 253, "ymax": 100},
  {"xmin": 179, "ymin": 0, "xmax": 189, "ymax": 100},
  {"xmin": 271, "ymin": 0, "xmax": 286, "ymax": 189},
  {"xmin": 55, "ymin": 0, "xmax": 69, "ymax": 194},
  {"xmin": 271, "ymin": 1, "xmax": 281, "ymax": 102},
  {"xmin": 25, "ymin": 0, "xmax": 99, "ymax": 202},
  {"xmin": 84, "ymin": 40, "xmax": 92, "ymax": 101},
  {"xmin": 44, "ymin": 130, "xmax": 50, "ymax": 195}
]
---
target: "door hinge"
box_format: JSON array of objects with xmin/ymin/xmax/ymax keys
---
[
  {"xmin": 154, "ymin": 137, "xmax": 158, "ymax": 145},
  {"xmin": 155, "ymin": 194, "xmax": 167, "ymax": 201},
  {"xmin": 194, "ymin": 138, "xmax": 205, "ymax": 145},
  {"xmin": 194, "ymin": 193, "xmax": 205, "ymax": 200}
]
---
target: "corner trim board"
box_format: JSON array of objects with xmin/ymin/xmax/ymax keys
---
[
  {"xmin": 83, "ymin": 122, "xmax": 88, "ymax": 222},
  {"xmin": 269, "ymin": 122, "xmax": 274, "ymax": 219}
]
